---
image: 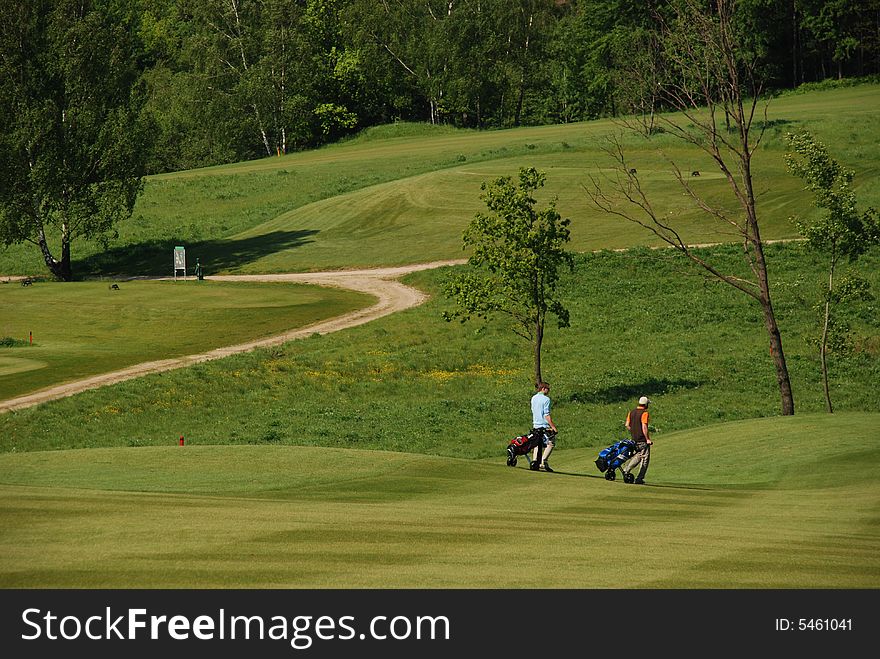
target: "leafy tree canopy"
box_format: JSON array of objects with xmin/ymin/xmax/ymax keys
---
[{"xmin": 444, "ymin": 167, "xmax": 574, "ymax": 384}]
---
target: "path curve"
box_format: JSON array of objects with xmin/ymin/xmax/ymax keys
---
[{"xmin": 0, "ymin": 260, "xmax": 466, "ymax": 414}]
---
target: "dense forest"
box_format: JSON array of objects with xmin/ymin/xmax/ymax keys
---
[{"xmin": 3, "ymin": 0, "xmax": 880, "ymax": 175}]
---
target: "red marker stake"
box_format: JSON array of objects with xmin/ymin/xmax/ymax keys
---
[{"xmin": 179, "ymin": 435, "xmax": 185, "ymax": 446}]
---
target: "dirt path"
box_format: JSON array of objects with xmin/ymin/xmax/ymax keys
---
[{"xmin": 0, "ymin": 260, "xmax": 465, "ymax": 414}]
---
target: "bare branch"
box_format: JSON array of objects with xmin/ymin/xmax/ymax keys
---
[{"xmin": 588, "ymin": 0, "xmax": 794, "ymax": 412}]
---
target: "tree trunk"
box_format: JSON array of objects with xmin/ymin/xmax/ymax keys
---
[
  {"xmin": 514, "ymin": 12, "xmax": 533, "ymax": 128},
  {"xmin": 820, "ymin": 298, "xmax": 833, "ymax": 413},
  {"xmin": 745, "ymin": 142, "xmax": 795, "ymax": 416},
  {"xmin": 534, "ymin": 317, "xmax": 543, "ymax": 386},
  {"xmin": 36, "ymin": 226, "xmax": 71, "ymax": 281},
  {"xmin": 258, "ymin": 122, "xmax": 272, "ymax": 156},
  {"xmin": 38, "ymin": 233, "xmax": 60, "ymax": 279},
  {"xmin": 756, "ymin": 247, "xmax": 794, "ymax": 415},
  {"xmin": 759, "ymin": 292, "xmax": 795, "ymax": 415},
  {"xmin": 59, "ymin": 223, "xmax": 72, "ymax": 281},
  {"xmin": 820, "ymin": 257, "xmax": 836, "ymax": 413}
]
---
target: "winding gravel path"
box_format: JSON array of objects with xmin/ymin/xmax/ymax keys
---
[{"xmin": 0, "ymin": 260, "xmax": 465, "ymax": 414}]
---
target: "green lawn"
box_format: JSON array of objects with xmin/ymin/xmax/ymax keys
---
[
  {"xmin": 0, "ymin": 85, "xmax": 877, "ymax": 590},
  {"xmin": 1, "ymin": 84, "xmax": 877, "ymax": 276},
  {"xmin": 3, "ymin": 243, "xmax": 876, "ymax": 456},
  {"xmin": 0, "ymin": 279, "xmax": 371, "ymax": 401},
  {"xmin": 225, "ymin": 145, "xmax": 806, "ymax": 273},
  {"xmin": 0, "ymin": 413, "xmax": 875, "ymax": 588}
]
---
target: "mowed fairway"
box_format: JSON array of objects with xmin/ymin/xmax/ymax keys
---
[
  {"xmin": 0, "ymin": 413, "xmax": 876, "ymax": 588},
  {"xmin": 0, "ymin": 86, "xmax": 878, "ymax": 591},
  {"xmin": 1, "ymin": 85, "xmax": 877, "ymax": 276},
  {"xmin": 229, "ymin": 149, "xmax": 767, "ymax": 272},
  {"xmin": 188, "ymin": 86, "xmax": 880, "ymax": 274},
  {"xmin": 0, "ymin": 280, "xmax": 371, "ymax": 401}
]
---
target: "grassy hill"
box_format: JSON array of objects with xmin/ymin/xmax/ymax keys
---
[
  {"xmin": 1, "ymin": 85, "xmax": 878, "ymax": 589},
  {"xmin": 3, "ymin": 243, "xmax": 877, "ymax": 456},
  {"xmin": 2, "ymin": 85, "xmax": 876, "ymax": 454},
  {"xmin": 0, "ymin": 84, "xmax": 877, "ymax": 276},
  {"xmin": 0, "ymin": 280, "xmax": 371, "ymax": 401},
  {"xmin": 0, "ymin": 413, "xmax": 876, "ymax": 588}
]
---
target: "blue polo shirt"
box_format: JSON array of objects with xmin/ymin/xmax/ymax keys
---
[{"xmin": 531, "ymin": 392, "xmax": 551, "ymax": 428}]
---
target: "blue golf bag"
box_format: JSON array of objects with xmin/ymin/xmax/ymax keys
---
[{"xmin": 595, "ymin": 439, "xmax": 637, "ymax": 481}]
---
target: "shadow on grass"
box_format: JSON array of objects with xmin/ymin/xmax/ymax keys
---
[
  {"xmin": 507, "ymin": 466, "xmax": 713, "ymax": 490},
  {"xmin": 76, "ymin": 230, "xmax": 319, "ymax": 277},
  {"xmin": 552, "ymin": 471, "xmax": 714, "ymax": 489},
  {"xmin": 567, "ymin": 377, "xmax": 703, "ymax": 405}
]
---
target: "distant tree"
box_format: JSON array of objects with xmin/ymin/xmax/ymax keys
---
[
  {"xmin": 545, "ymin": 0, "xmax": 665, "ymax": 122},
  {"xmin": 443, "ymin": 167, "xmax": 574, "ymax": 385},
  {"xmin": 502, "ymin": 0, "xmax": 556, "ymax": 127},
  {"xmin": 0, "ymin": 0, "xmax": 150, "ymax": 281},
  {"xmin": 612, "ymin": 25, "xmax": 664, "ymax": 135},
  {"xmin": 799, "ymin": 0, "xmax": 879, "ymax": 80},
  {"xmin": 348, "ymin": 0, "xmax": 453, "ymax": 125},
  {"xmin": 190, "ymin": 0, "xmax": 299, "ymax": 157},
  {"xmin": 785, "ymin": 131, "xmax": 880, "ymax": 413},
  {"xmin": 588, "ymin": 0, "xmax": 797, "ymax": 415},
  {"xmin": 346, "ymin": 0, "xmax": 559, "ymax": 128}
]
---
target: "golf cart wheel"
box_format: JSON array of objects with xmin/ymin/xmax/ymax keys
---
[
  {"xmin": 605, "ymin": 470, "xmax": 615, "ymax": 481},
  {"xmin": 623, "ymin": 473, "xmax": 635, "ymax": 484},
  {"xmin": 507, "ymin": 457, "xmax": 517, "ymax": 467}
]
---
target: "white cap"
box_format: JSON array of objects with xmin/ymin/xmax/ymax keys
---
[{"xmin": 639, "ymin": 396, "xmax": 651, "ymax": 405}]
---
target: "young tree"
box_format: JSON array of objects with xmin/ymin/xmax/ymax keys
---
[
  {"xmin": 0, "ymin": 0, "xmax": 149, "ymax": 281},
  {"xmin": 785, "ymin": 131, "xmax": 880, "ymax": 412},
  {"xmin": 588, "ymin": 0, "xmax": 797, "ymax": 415},
  {"xmin": 443, "ymin": 167, "xmax": 574, "ymax": 385}
]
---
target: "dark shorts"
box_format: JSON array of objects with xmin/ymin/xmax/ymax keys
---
[{"xmin": 532, "ymin": 428, "xmax": 555, "ymax": 447}]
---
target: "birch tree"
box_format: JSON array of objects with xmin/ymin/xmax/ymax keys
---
[{"xmin": 0, "ymin": 0, "xmax": 148, "ymax": 281}]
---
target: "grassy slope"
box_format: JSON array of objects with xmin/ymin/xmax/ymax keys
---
[
  {"xmin": 2, "ymin": 89, "xmax": 877, "ymax": 448},
  {"xmin": 0, "ymin": 86, "xmax": 878, "ymax": 589},
  {"xmin": 3, "ymin": 243, "xmax": 876, "ymax": 455},
  {"xmin": 1, "ymin": 85, "xmax": 877, "ymax": 275},
  {"xmin": 0, "ymin": 413, "xmax": 876, "ymax": 588},
  {"xmin": 0, "ymin": 280, "xmax": 371, "ymax": 401},
  {"xmin": 116, "ymin": 84, "xmax": 880, "ymax": 274}
]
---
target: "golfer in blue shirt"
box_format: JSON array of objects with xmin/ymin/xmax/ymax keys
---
[{"xmin": 530, "ymin": 382, "xmax": 558, "ymax": 472}]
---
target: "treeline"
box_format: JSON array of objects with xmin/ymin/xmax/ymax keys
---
[{"xmin": 13, "ymin": 0, "xmax": 880, "ymax": 174}]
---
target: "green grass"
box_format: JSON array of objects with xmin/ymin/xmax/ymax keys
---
[
  {"xmin": 0, "ymin": 279, "xmax": 371, "ymax": 401},
  {"xmin": 0, "ymin": 85, "xmax": 878, "ymax": 589},
  {"xmin": 0, "ymin": 413, "xmax": 876, "ymax": 588},
  {"xmin": 1, "ymin": 84, "xmax": 877, "ymax": 275},
  {"xmin": 2, "ymin": 242, "xmax": 877, "ymax": 455}
]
